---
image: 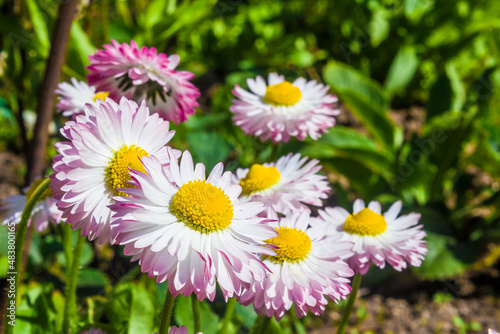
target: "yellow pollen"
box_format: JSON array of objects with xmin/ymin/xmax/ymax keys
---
[
  {"xmin": 265, "ymin": 227, "xmax": 311, "ymax": 264},
  {"xmin": 93, "ymin": 91, "xmax": 110, "ymax": 102},
  {"xmin": 263, "ymin": 81, "xmax": 302, "ymax": 106},
  {"xmin": 239, "ymin": 164, "xmax": 280, "ymax": 196},
  {"xmin": 170, "ymin": 180, "xmax": 233, "ymax": 233},
  {"xmin": 343, "ymin": 208, "xmax": 388, "ymax": 236},
  {"xmin": 25, "ymin": 178, "xmax": 53, "ymax": 202},
  {"xmin": 105, "ymin": 145, "xmax": 149, "ymax": 196}
]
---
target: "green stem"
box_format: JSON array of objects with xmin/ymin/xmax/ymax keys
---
[
  {"xmin": 290, "ymin": 307, "xmax": 306, "ymax": 334},
  {"xmin": 336, "ymin": 273, "xmax": 362, "ymax": 334},
  {"xmin": 4, "ymin": 177, "xmax": 50, "ymax": 334},
  {"xmin": 255, "ymin": 316, "xmax": 272, "ymax": 334},
  {"xmin": 219, "ymin": 297, "xmax": 236, "ymax": 333},
  {"xmin": 62, "ymin": 233, "xmax": 86, "ymax": 334},
  {"xmin": 191, "ymin": 294, "xmax": 202, "ymax": 333},
  {"xmin": 57, "ymin": 223, "xmax": 73, "ymax": 274},
  {"xmin": 159, "ymin": 288, "xmax": 175, "ymax": 334},
  {"xmin": 269, "ymin": 144, "xmax": 280, "ymax": 162}
]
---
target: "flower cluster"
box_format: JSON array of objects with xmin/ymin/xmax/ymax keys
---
[{"xmin": 0, "ymin": 40, "xmax": 428, "ymax": 331}]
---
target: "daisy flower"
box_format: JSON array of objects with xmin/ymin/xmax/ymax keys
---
[
  {"xmin": 313, "ymin": 199, "xmax": 427, "ymax": 275},
  {"xmin": 80, "ymin": 328, "xmax": 106, "ymax": 334},
  {"xmin": 239, "ymin": 212, "xmax": 354, "ymax": 320},
  {"xmin": 167, "ymin": 326, "xmax": 202, "ymax": 334},
  {"xmin": 233, "ymin": 153, "xmax": 330, "ymax": 215},
  {"xmin": 87, "ymin": 40, "xmax": 200, "ymax": 124},
  {"xmin": 230, "ymin": 72, "xmax": 339, "ymax": 143},
  {"xmin": 1, "ymin": 179, "xmax": 62, "ymax": 232},
  {"xmin": 56, "ymin": 78, "xmax": 111, "ymax": 117},
  {"xmin": 50, "ymin": 97, "xmax": 178, "ymax": 244},
  {"xmin": 110, "ymin": 149, "xmax": 277, "ymax": 301}
]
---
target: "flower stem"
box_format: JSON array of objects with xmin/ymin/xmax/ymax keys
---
[
  {"xmin": 159, "ymin": 288, "xmax": 175, "ymax": 334},
  {"xmin": 62, "ymin": 233, "xmax": 86, "ymax": 334},
  {"xmin": 219, "ymin": 297, "xmax": 236, "ymax": 333},
  {"xmin": 256, "ymin": 316, "xmax": 272, "ymax": 334},
  {"xmin": 4, "ymin": 177, "xmax": 50, "ymax": 334},
  {"xmin": 191, "ymin": 294, "xmax": 201, "ymax": 333},
  {"xmin": 336, "ymin": 273, "xmax": 362, "ymax": 334},
  {"xmin": 57, "ymin": 223, "xmax": 73, "ymax": 273}
]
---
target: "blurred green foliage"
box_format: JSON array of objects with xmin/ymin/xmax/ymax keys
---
[{"xmin": 1, "ymin": 0, "xmax": 500, "ymax": 332}]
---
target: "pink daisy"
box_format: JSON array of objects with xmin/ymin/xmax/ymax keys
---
[
  {"xmin": 50, "ymin": 97, "xmax": 178, "ymax": 244},
  {"xmin": 110, "ymin": 149, "xmax": 277, "ymax": 301},
  {"xmin": 233, "ymin": 153, "xmax": 330, "ymax": 215},
  {"xmin": 80, "ymin": 328, "xmax": 106, "ymax": 334},
  {"xmin": 239, "ymin": 212, "xmax": 354, "ymax": 320},
  {"xmin": 313, "ymin": 199, "xmax": 427, "ymax": 275},
  {"xmin": 1, "ymin": 179, "xmax": 63, "ymax": 232},
  {"xmin": 87, "ymin": 40, "xmax": 200, "ymax": 124},
  {"xmin": 56, "ymin": 78, "xmax": 111, "ymax": 117},
  {"xmin": 230, "ymin": 72, "xmax": 339, "ymax": 143}
]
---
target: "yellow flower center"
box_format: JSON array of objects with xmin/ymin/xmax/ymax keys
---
[
  {"xmin": 239, "ymin": 164, "xmax": 280, "ymax": 196},
  {"xmin": 170, "ymin": 180, "xmax": 234, "ymax": 233},
  {"xmin": 93, "ymin": 91, "xmax": 110, "ymax": 102},
  {"xmin": 343, "ymin": 208, "xmax": 388, "ymax": 236},
  {"xmin": 263, "ymin": 81, "xmax": 302, "ymax": 106},
  {"xmin": 105, "ymin": 145, "xmax": 149, "ymax": 196},
  {"xmin": 25, "ymin": 178, "xmax": 53, "ymax": 202},
  {"xmin": 265, "ymin": 227, "xmax": 311, "ymax": 263}
]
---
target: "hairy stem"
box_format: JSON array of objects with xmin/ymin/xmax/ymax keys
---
[
  {"xmin": 159, "ymin": 288, "xmax": 176, "ymax": 334},
  {"xmin": 3, "ymin": 177, "xmax": 50, "ymax": 334},
  {"xmin": 336, "ymin": 273, "xmax": 362, "ymax": 334},
  {"xmin": 62, "ymin": 234, "xmax": 86, "ymax": 334}
]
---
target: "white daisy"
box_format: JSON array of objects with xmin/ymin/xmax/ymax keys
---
[
  {"xmin": 313, "ymin": 199, "xmax": 427, "ymax": 274},
  {"xmin": 50, "ymin": 97, "xmax": 178, "ymax": 244},
  {"xmin": 230, "ymin": 73, "xmax": 339, "ymax": 143},
  {"xmin": 109, "ymin": 149, "xmax": 278, "ymax": 301},
  {"xmin": 55, "ymin": 78, "xmax": 110, "ymax": 117},
  {"xmin": 239, "ymin": 212, "xmax": 354, "ymax": 320},
  {"xmin": 234, "ymin": 153, "xmax": 330, "ymax": 215}
]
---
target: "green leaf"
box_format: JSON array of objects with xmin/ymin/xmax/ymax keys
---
[
  {"xmin": 106, "ymin": 283, "xmax": 156, "ymax": 334},
  {"xmin": 234, "ymin": 303, "xmax": 258, "ymax": 329},
  {"xmin": 323, "ymin": 61, "xmax": 399, "ymax": 150},
  {"xmin": 25, "ymin": 0, "xmax": 50, "ymax": 48},
  {"xmin": 301, "ymin": 127, "xmax": 395, "ymax": 182},
  {"xmin": 139, "ymin": 0, "xmax": 168, "ymax": 29},
  {"xmin": 426, "ymin": 73, "xmax": 452, "ymax": 120},
  {"xmin": 413, "ymin": 232, "xmax": 471, "ymax": 280},
  {"xmin": 385, "ymin": 46, "xmax": 419, "ymax": 95},
  {"xmin": 77, "ymin": 268, "xmax": 108, "ymax": 288},
  {"xmin": 368, "ymin": 9, "xmax": 390, "ymax": 46},
  {"xmin": 187, "ymin": 131, "xmax": 233, "ymax": 170},
  {"xmin": 68, "ymin": 21, "xmax": 96, "ymax": 76},
  {"xmin": 404, "ymin": 0, "xmax": 434, "ymax": 23}
]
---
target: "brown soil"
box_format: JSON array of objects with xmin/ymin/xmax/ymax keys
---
[
  {"xmin": 0, "ymin": 150, "xmax": 24, "ymax": 199},
  {"xmin": 311, "ymin": 268, "xmax": 500, "ymax": 334}
]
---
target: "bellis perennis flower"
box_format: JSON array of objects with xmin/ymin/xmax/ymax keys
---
[
  {"xmin": 313, "ymin": 199, "xmax": 427, "ymax": 274},
  {"xmin": 110, "ymin": 149, "xmax": 277, "ymax": 301},
  {"xmin": 1, "ymin": 179, "xmax": 62, "ymax": 232},
  {"xmin": 239, "ymin": 212, "xmax": 354, "ymax": 320},
  {"xmin": 80, "ymin": 328, "xmax": 106, "ymax": 334},
  {"xmin": 56, "ymin": 78, "xmax": 111, "ymax": 117},
  {"xmin": 87, "ymin": 40, "xmax": 200, "ymax": 124},
  {"xmin": 51, "ymin": 97, "xmax": 178, "ymax": 244},
  {"xmin": 234, "ymin": 153, "xmax": 330, "ymax": 215},
  {"xmin": 230, "ymin": 72, "xmax": 339, "ymax": 143}
]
